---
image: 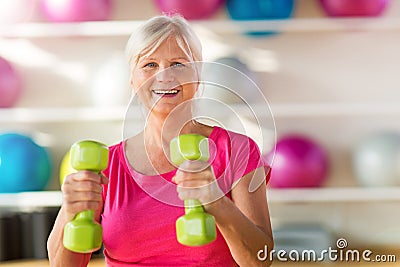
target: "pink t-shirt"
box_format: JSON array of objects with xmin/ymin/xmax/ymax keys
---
[{"xmin": 101, "ymin": 126, "xmax": 270, "ymax": 266}]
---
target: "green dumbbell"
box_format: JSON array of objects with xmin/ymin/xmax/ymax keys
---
[
  {"xmin": 170, "ymin": 134, "xmax": 217, "ymax": 246},
  {"xmin": 63, "ymin": 140, "xmax": 109, "ymax": 253}
]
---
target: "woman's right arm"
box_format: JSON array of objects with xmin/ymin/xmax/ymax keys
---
[{"xmin": 47, "ymin": 171, "xmax": 108, "ymax": 267}]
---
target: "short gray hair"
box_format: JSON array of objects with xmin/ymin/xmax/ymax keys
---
[{"xmin": 125, "ymin": 15, "xmax": 203, "ymax": 71}]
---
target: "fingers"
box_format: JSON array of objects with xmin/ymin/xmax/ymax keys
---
[
  {"xmin": 61, "ymin": 171, "xmax": 106, "ymax": 217},
  {"xmin": 177, "ymin": 160, "xmax": 210, "ymax": 173},
  {"xmin": 175, "ymin": 179, "xmax": 224, "ymax": 206},
  {"xmin": 173, "ymin": 170, "xmax": 213, "ymax": 186},
  {"xmin": 64, "ymin": 170, "xmax": 102, "ymax": 183},
  {"xmin": 63, "ymin": 191, "xmax": 103, "ymax": 203},
  {"xmin": 177, "ymin": 187, "xmax": 204, "ymax": 201},
  {"xmin": 172, "ymin": 162, "xmax": 224, "ymax": 205},
  {"xmin": 64, "ymin": 200, "xmax": 101, "ymax": 212},
  {"xmin": 173, "ymin": 161, "xmax": 214, "ymax": 184}
]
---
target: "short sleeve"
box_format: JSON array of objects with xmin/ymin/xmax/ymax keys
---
[
  {"xmin": 230, "ymin": 134, "xmax": 270, "ymax": 185},
  {"xmin": 212, "ymin": 129, "xmax": 271, "ymax": 193},
  {"xmin": 100, "ymin": 142, "xmax": 122, "ymax": 202}
]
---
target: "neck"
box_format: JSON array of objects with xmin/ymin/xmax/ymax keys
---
[{"xmin": 143, "ymin": 105, "xmax": 196, "ymax": 148}]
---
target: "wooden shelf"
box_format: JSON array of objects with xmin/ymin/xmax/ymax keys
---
[
  {"xmin": 1, "ymin": 17, "xmax": 400, "ymax": 38},
  {"xmin": 1, "ymin": 187, "xmax": 400, "ymax": 209}
]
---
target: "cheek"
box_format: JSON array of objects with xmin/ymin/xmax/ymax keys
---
[
  {"xmin": 183, "ymin": 83, "xmax": 198, "ymax": 99},
  {"xmin": 131, "ymin": 72, "xmax": 153, "ymax": 93}
]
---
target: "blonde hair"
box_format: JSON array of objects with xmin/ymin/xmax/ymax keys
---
[{"xmin": 125, "ymin": 15, "xmax": 203, "ymax": 71}]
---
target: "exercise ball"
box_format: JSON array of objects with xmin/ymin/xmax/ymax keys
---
[
  {"xmin": 227, "ymin": 0, "xmax": 294, "ymax": 20},
  {"xmin": 226, "ymin": 0, "xmax": 294, "ymax": 36},
  {"xmin": 59, "ymin": 150, "xmax": 76, "ymax": 186},
  {"xmin": 353, "ymin": 132, "xmax": 400, "ymax": 187},
  {"xmin": 0, "ymin": 57, "xmax": 22, "ymax": 108},
  {"xmin": 0, "ymin": 133, "xmax": 51, "ymax": 193},
  {"xmin": 202, "ymin": 56, "xmax": 259, "ymax": 104},
  {"xmin": 154, "ymin": 0, "xmax": 224, "ymax": 20},
  {"xmin": 320, "ymin": 0, "xmax": 389, "ymax": 17},
  {"xmin": 265, "ymin": 135, "xmax": 329, "ymax": 188},
  {"xmin": 40, "ymin": 0, "xmax": 112, "ymax": 23}
]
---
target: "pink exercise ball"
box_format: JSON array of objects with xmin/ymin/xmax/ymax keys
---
[
  {"xmin": 265, "ymin": 135, "xmax": 329, "ymax": 188},
  {"xmin": 40, "ymin": 0, "xmax": 113, "ymax": 22},
  {"xmin": 0, "ymin": 57, "xmax": 22, "ymax": 108},
  {"xmin": 154, "ymin": 0, "xmax": 224, "ymax": 20},
  {"xmin": 320, "ymin": 0, "xmax": 389, "ymax": 17}
]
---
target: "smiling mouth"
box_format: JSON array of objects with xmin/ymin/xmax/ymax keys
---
[{"xmin": 152, "ymin": 89, "xmax": 180, "ymax": 95}]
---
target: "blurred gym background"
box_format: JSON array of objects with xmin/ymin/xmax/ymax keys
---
[{"xmin": 0, "ymin": 0, "xmax": 399, "ymax": 265}]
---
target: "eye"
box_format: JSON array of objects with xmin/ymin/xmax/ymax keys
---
[
  {"xmin": 144, "ymin": 62, "xmax": 157, "ymax": 68},
  {"xmin": 171, "ymin": 62, "xmax": 185, "ymax": 68}
]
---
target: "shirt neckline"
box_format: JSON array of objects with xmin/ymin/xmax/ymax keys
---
[{"xmin": 122, "ymin": 126, "xmax": 221, "ymax": 178}]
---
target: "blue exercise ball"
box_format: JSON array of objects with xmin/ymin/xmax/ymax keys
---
[
  {"xmin": 353, "ymin": 132, "xmax": 400, "ymax": 187},
  {"xmin": 227, "ymin": 0, "xmax": 294, "ymax": 20},
  {"xmin": 226, "ymin": 0, "xmax": 295, "ymax": 36},
  {"xmin": 0, "ymin": 133, "xmax": 52, "ymax": 193}
]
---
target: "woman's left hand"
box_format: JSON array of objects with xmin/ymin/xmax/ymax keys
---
[{"xmin": 172, "ymin": 160, "xmax": 224, "ymax": 207}]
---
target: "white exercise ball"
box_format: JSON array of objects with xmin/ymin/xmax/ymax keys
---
[
  {"xmin": 201, "ymin": 56, "xmax": 259, "ymax": 104},
  {"xmin": 353, "ymin": 132, "xmax": 400, "ymax": 187}
]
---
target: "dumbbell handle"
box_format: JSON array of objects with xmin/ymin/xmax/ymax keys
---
[
  {"xmin": 184, "ymin": 199, "xmax": 204, "ymax": 214},
  {"xmin": 171, "ymin": 134, "xmax": 216, "ymax": 246},
  {"xmin": 170, "ymin": 134, "xmax": 210, "ymax": 211},
  {"xmin": 63, "ymin": 140, "xmax": 108, "ymax": 253}
]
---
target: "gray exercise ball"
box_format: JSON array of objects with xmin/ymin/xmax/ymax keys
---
[
  {"xmin": 353, "ymin": 132, "xmax": 400, "ymax": 187},
  {"xmin": 201, "ymin": 56, "xmax": 259, "ymax": 104}
]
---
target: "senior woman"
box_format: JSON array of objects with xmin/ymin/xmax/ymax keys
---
[{"xmin": 48, "ymin": 15, "xmax": 273, "ymax": 267}]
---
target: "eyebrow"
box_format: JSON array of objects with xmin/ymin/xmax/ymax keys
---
[
  {"xmin": 171, "ymin": 57, "xmax": 189, "ymax": 61},
  {"xmin": 140, "ymin": 56, "xmax": 189, "ymax": 61}
]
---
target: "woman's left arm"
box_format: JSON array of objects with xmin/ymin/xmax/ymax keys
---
[
  {"xmin": 174, "ymin": 163, "xmax": 274, "ymax": 266},
  {"xmin": 206, "ymin": 167, "xmax": 274, "ymax": 267}
]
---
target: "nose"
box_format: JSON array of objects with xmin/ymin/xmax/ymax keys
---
[{"xmin": 156, "ymin": 66, "xmax": 174, "ymax": 83}]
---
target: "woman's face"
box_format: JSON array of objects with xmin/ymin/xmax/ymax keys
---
[{"xmin": 131, "ymin": 36, "xmax": 199, "ymax": 115}]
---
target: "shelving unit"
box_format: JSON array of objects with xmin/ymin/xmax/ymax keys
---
[
  {"xmin": 2, "ymin": 186, "xmax": 400, "ymax": 210},
  {"xmin": 2, "ymin": 101, "xmax": 400, "ymax": 124},
  {"xmin": 2, "ymin": 17, "xmax": 400, "ymax": 38}
]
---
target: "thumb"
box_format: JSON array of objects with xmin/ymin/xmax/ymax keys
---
[{"xmin": 100, "ymin": 174, "xmax": 109, "ymax": 185}]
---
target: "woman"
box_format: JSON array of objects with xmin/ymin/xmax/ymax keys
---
[{"xmin": 48, "ymin": 15, "xmax": 273, "ymax": 267}]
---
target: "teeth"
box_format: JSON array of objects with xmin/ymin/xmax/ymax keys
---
[{"xmin": 153, "ymin": 90, "xmax": 179, "ymax": 94}]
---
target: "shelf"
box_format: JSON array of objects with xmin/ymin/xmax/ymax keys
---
[
  {"xmin": 267, "ymin": 187, "xmax": 400, "ymax": 203},
  {"xmin": 1, "ymin": 102, "xmax": 399, "ymax": 123},
  {"xmin": 1, "ymin": 17, "xmax": 400, "ymax": 38},
  {"xmin": 0, "ymin": 191, "xmax": 62, "ymax": 208},
  {"xmin": 1, "ymin": 187, "xmax": 400, "ymax": 209},
  {"xmin": 0, "ymin": 107, "xmax": 126, "ymax": 123},
  {"xmin": 269, "ymin": 102, "xmax": 400, "ymax": 117}
]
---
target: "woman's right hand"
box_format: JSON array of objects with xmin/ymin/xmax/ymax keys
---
[{"xmin": 61, "ymin": 171, "xmax": 109, "ymax": 221}]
